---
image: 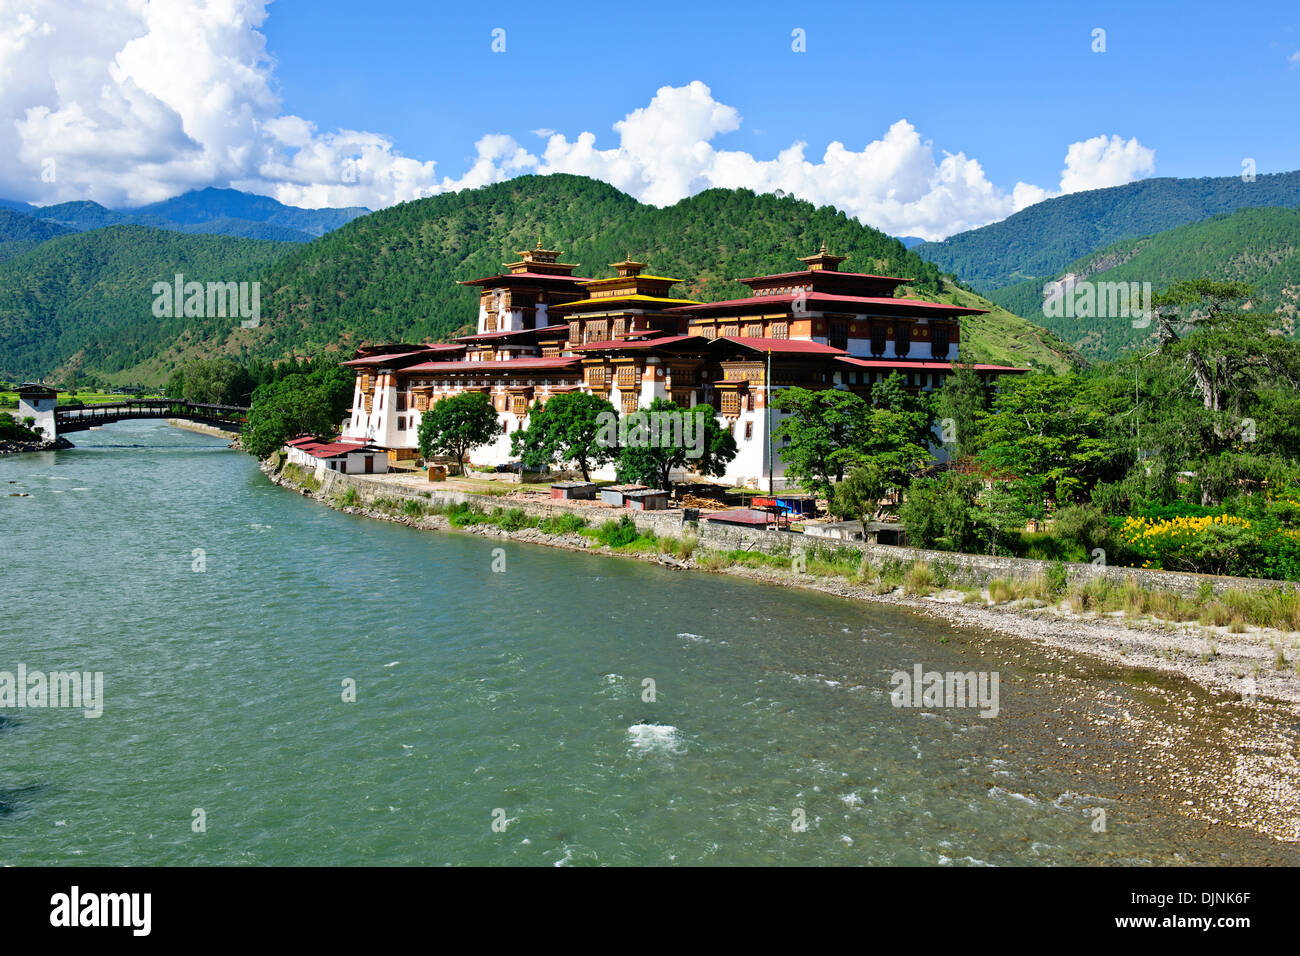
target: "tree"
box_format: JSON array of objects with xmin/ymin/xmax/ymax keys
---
[
  {"xmin": 242, "ymin": 363, "xmax": 352, "ymax": 459},
  {"xmin": 829, "ymin": 461, "xmax": 889, "ymax": 534},
  {"xmin": 510, "ymin": 391, "xmax": 618, "ymax": 480},
  {"xmin": 1143, "ymin": 279, "xmax": 1300, "ymax": 503},
  {"xmin": 614, "ymin": 398, "xmax": 738, "ymax": 489},
  {"xmin": 934, "ymin": 363, "xmax": 991, "ymax": 458},
  {"xmin": 898, "ymin": 472, "xmax": 981, "ymax": 551},
  {"xmin": 165, "ymin": 366, "xmax": 186, "ymax": 399},
  {"xmin": 416, "ymin": 391, "xmax": 500, "ymax": 472},
  {"xmin": 772, "ymin": 387, "xmax": 867, "ymax": 498},
  {"xmin": 180, "ymin": 358, "xmax": 255, "ymax": 406},
  {"xmin": 974, "ymin": 372, "xmax": 1118, "ymax": 505},
  {"xmin": 859, "ymin": 371, "xmax": 934, "ymax": 491}
]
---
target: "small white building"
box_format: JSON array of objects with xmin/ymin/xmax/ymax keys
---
[
  {"xmin": 16, "ymin": 383, "xmax": 58, "ymax": 440},
  {"xmin": 285, "ymin": 436, "xmax": 388, "ymax": 477}
]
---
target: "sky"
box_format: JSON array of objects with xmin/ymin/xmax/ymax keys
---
[{"xmin": 1, "ymin": 0, "xmax": 1297, "ymax": 240}]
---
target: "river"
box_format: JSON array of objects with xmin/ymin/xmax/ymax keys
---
[{"xmin": 1, "ymin": 420, "xmax": 1296, "ymax": 865}]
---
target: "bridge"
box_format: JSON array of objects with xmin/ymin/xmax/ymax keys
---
[{"xmin": 54, "ymin": 399, "xmax": 248, "ymax": 434}]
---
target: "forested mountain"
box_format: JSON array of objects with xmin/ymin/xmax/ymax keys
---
[
  {"xmin": 0, "ymin": 208, "xmax": 74, "ymax": 263},
  {"xmin": 0, "ymin": 227, "xmax": 294, "ymax": 380},
  {"xmin": 916, "ymin": 170, "xmax": 1300, "ymax": 291},
  {"xmin": 0, "ymin": 175, "xmax": 1078, "ymax": 384},
  {"xmin": 986, "ymin": 206, "xmax": 1300, "ymax": 360}
]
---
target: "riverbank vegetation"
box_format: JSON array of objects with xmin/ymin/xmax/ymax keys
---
[
  {"xmin": 807, "ymin": 280, "xmax": 1300, "ymax": 581},
  {"xmin": 279, "ymin": 459, "xmax": 1300, "ymax": 649}
]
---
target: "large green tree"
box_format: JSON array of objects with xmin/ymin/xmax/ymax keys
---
[
  {"xmin": 974, "ymin": 372, "xmax": 1119, "ymax": 505},
  {"xmin": 934, "ymin": 362, "xmax": 991, "ymax": 459},
  {"xmin": 179, "ymin": 357, "xmax": 255, "ymax": 406},
  {"xmin": 772, "ymin": 387, "xmax": 868, "ymax": 498},
  {"xmin": 510, "ymin": 391, "xmax": 618, "ymax": 480},
  {"xmin": 242, "ymin": 362, "xmax": 352, "ymax": 459},
  {"xmin": 614, "ymin": 398, "xmax": 737, "ymax": 489},
  {"xmin": 416, "ymin": 391, "xmax": 501, "ymax": 471}
]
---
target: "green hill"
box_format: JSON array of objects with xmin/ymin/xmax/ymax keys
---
[
  {"xmin": 985, "ymin": 206, "xmax": 1300, "ymax": 360},
  {"xmin": 0, "ymin": 208, "xmax": 75, "ymax": 264},
  {"xmin": 0, "ymin": 175, "xmax": 1078, "ymax": 384},
  {"xmin": 916, "ymin": 170, "xmax": 1300, "ymax": 292},
  {"xmin": 0, "ymin": 226, "xmax": 295, "ymax": 381},
  {"xmin": 227, "ymin": 174, "xmax": 1075, "ymax": 373}
]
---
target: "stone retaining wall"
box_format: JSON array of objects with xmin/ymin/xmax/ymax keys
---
[{"xmin": 302, "ymin": 467, "xmax": 1298, "ymax": 597}]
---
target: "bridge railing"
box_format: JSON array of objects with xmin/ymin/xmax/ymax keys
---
[{"xmin": 53, "ymin": 399, "xmax": 249, "ymax": 427}]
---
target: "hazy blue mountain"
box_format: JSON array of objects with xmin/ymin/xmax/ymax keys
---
[
  {"xmin": 896, "ymin": 236, "xmax": 927, "ymax": 249},
  {"xmin": 132, "ymin": 187, "xmax": 368, "ymax": 237},
  {"xmin": 0, "ymin": 187, "xmax": 368, "ymax": 246}
]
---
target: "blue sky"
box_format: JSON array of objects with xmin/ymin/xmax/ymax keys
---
[
  {"xmin": 2, "ymin": 0, "xmax": 1298, "ymax": 238},
  {"xmin": 262, "ymin": 0, "xmax": 1300, "ymax": 188}
]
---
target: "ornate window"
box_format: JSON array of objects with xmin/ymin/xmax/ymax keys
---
[
  {"xmin": 616, "ymin": 364, "xmax": 639, "ymax": 389},
  {"xmin": 771, "ymin": 322, "xmax": 788, "ymax": 339},
  {"xmin": 621, "ymin": 391, "xmax": 639, "ymax": 415},
  {"xmin": 829, "ymin": 322, "xmax": 848, "ymax": 351},
  {"xmin": 871, "ymin": 323, "xmax": 888, "ymax": 356},
  {"xmin": 932, "ymin": 325, "xmax": 951, "ymax": 359},
  {"xmin": 721, "ymin": 391, "xmax": 740, "ymax": 417}
]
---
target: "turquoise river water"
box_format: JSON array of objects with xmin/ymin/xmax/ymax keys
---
[{"xmin": 2, "ymin": 420, "xmax": 1297, "ymax": 865}]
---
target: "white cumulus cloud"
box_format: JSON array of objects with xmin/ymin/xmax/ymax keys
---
[{"xmin": 0, "ymin": 2, "xmax": 1155, "ymax": 239}]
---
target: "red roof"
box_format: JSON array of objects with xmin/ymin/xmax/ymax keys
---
[
  {"xmin": 455, "ymin": 326, "xmax": 567, "ymax": 342},
  {"xmin": 402, "ymin": 357, "xmax": 581, "ymax": 373},
  {"xmin": 286, "ymin": 436, "xmax": 381, "ymax": 458},
  {"xmin": 668, "ymin": 292, "xmax": 986, "ymax": 315},
  {"xmin": 570, "ymin": 335, "xmax": 709, "ymax": 352},
  {"xmin": 343, "ymin": 344, "xmax": 464, "ymax": 367},
  {"xmin": 738, "ymin": 269, "xmax": 912, "ymax": 284},
  {"xmin": 459, "ymin": 272, "xmax": 592, "ymax": 286},
  {"xmin": 710, "ymin": 336, "xmax": 849, "ymax": 355},
  {"xmin": 836, "ymin": 357, "xmax": 1027, "ymax": 373},
  {"xmin": 704, "ymin": 508, "xmax": 787, "ymax": 526}
]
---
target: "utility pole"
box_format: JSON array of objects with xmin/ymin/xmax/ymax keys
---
[{"xmin": 767, "ymin": 347, "xmax": 774, "ymax": 495}]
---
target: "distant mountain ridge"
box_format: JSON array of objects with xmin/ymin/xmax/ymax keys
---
[
  {"xmin": 0, "ymin": 187, "xmax": 369, "ymax": 245},
  {"xmin": 917, "ymin": 170, "xmax": 1300, "ymax": 292},
  {"xmin": 986, "ymin": 206, "xmax": 1300, "ymax": 360}
]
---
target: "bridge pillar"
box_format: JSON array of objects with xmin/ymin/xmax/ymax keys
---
[{"xmin": 16, "ymin": 383, "xmax": 58, "ymax": 441}]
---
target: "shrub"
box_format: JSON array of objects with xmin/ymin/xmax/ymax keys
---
[
  {"xmin": 539, "ymin": 512, "xmax": 588, "ymax": 536},
  {"xmin": 904, "ymin": 561, "xmax": 935, "ymax": 596},
  {"xmin": 497, "ymin": 507, "xmax": 532, "ymax": 532},
  {"xmin": 1045, "ymin": 560, "xmax": 1069, "ymax": 598},
  {"xmin": 594, "ymin": 514, "xmax": 641, "ymax": 548}
]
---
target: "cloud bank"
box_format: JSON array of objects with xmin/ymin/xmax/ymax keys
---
[{"xmin": 0, "ymin": 0, "xmax": 1155, "ymax": 239}]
